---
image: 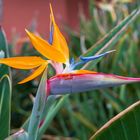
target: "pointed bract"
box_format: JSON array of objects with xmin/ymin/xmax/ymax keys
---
[{"xmin": 48, "ymin": 72, "xmax": 140, "ymax": 95}]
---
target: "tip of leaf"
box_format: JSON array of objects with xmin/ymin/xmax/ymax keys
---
[{"xmin": 106, "ymin": 50, "xmax": 116, "ymax": 54}]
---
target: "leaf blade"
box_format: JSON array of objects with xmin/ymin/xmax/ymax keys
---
[
  {"xmin": 0, "ymin": 75, "xmax": 12, "ymax": 139},
  {"xmin": 0, "ymin": 27, "xmax": 10, "ymax": 78},
  {"xmin": 90, "ymin": 100, "xmax": 140, "ymax": 140},
  {"xmin": 77, "ymin": 9, "xmax": 140, "ymax": 69},
  {"xmin": 27, "ymin": 69, "xmax": 47, "ymax": 140}
]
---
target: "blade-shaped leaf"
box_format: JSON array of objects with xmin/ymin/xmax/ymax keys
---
[
  {"xmin": 0, "ymin": 75, "xmax": 12, "ymax": 139},
  {"xmin": 22, "ymin": 96, "xmax": 57, "ymax": 130},
  {"xmin": 37, "ymin": 95, "xmax": 68, "ymax": 139},
  {"xmin": 22, "ymin": 117, "xmax": 30, "ymax": 131},
  {"xmin": 27, "ymin": 69, "xmax": 47, "ymax": 140},
  {"xmin": 76, "ymin": 9, "xmax": 140, "ymax": 69},
  {"xmin": 0, "ymin": 27, "xmax": 10, "ymax": 78},
  {"xmin": 90, "ymin": 100, "xmax": 140, "ymax": 140},
  {"xmin": 22, "ymin": 88, "xmax": 66, "ymax": 140}
]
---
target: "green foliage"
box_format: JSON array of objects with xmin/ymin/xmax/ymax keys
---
[
  {"xmin": 77, "ymin": 9, "xmax": 140, "ymax": 70},
  {"xmin": 37, "ymin": 95, "xmax": 68, "ymax": 139},
  {"xmin": 0, "ymin": 28, "xmax": 12, "ymax": 139},
  {"xmin": 0, "ymin": 75, "xmax": 11, "ymax": 139},
  {"xmin": 27, "ymin": 70, "xmax": 47, "ymax": 140},
  {"xmin": 90, "ymin": 100, "xmax": 140, "ymax": 140},
  {"xmin": 0, "ymin": 27, "xmax": 10, "ymax": 78}
]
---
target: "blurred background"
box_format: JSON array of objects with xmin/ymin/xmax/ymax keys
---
[
  {"xmin": 0, "ymin": 0, "xmax": 140, "ymax": 140},
  {"xmin": 1, "ymin": 0, "xmax": 88, "ymax": 41}
]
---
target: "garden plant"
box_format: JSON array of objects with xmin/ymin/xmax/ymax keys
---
[{"xmin": 0, "ymin": 2, "xmax": 140, "ymax": 140}]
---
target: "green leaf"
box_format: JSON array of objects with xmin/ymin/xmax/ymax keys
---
[
  {"xmin": 22, "ymin": 117, "xmax": 30, "ymax": 131},
  {"xmin": 0, "ymin": 27, "xmax": 9, "ymax": 57},
  {"xmin": 5, "ymin": 129, "xmax": 28, "ymax": 140},
  {"xmin": 38, "ymin": 95, "xmax": 68, "ymax": 139},
  {"xmin": 100, "ymin": 89, "xmax": 126, "ymax": 112},
  {"xmin": 22, "ymin": 94, "xmax": 64, "ymax": 140},
  {"xmin": 90, "ymin": 100, "xmax": 140, "ymax": 140},
  {"xmin": 0, "ymin": 75, "xmax": 12, "ymax": 139},
  {"xmin": 27, "ymin": 70, "xmax": 47, "ymax": 140},
  {"xmin": 76, "ymin": 9, "xmax": 140, "ymax": 69},
  {"xmin": 0, "ymin": 27, "xmax": 10, "ymax": 77},
  {"xmin": 0, "ymin": 27, "xmax": 12, "ymax": 140},
  {"xmin": 22, "ymin": 96, "xmax": 57, "ymax": 131},
  {"xmin": 73, "ymin": 111, "xmax": 97, "ymax": 131}
]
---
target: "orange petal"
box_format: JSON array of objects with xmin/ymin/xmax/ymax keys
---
[
  {"xmin": 72, "ymin": 70, "xmax": 97, "ymax": 74},
  {"xmin": 53, "ymin": 70, "xmax": 97, "ymax": 78},
  {"xmin": 18, "ymin": 63, "xmax": 48, "ymax": 84},
  {"xmin": 0, "ymin": 56, "xmax": 46, "ymax": 69},
  {"xmin": 50, "ymin": 4, "xmax": 69, "ymax": 60},
  {"xmin": 25, "ymin": 29, "xmax": 66, "ymax": 63}
]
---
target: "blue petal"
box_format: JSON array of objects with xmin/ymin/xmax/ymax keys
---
[
  {"xmin": 48, "ymin": 25, "xmax": 54, "ymax": 44},
  {"xmin": 70, "ymin": 50, "xmax": 115, "ymax": 70},
  {"xmin": 70, "ymin": 58, "xmax": 75, "ymax": 65},
  {"xmin": 80, "ymin": 50, "xmax": 115, "ymax": 62},
  {"xmin": 70, "ymin": 61, "xmax": 85, "ymax": 70}
]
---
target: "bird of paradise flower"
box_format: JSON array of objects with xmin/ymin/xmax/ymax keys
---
[{"xmin": 0, "ymin": 4, "xmax": 140, "ymax": 96}]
